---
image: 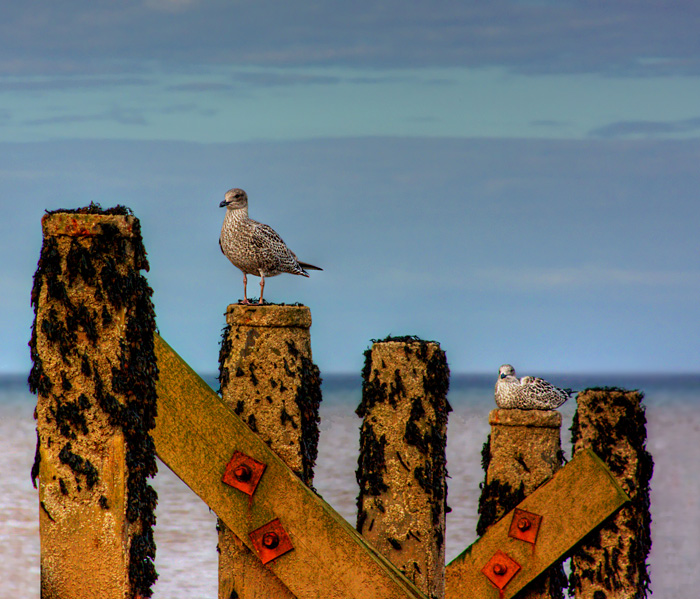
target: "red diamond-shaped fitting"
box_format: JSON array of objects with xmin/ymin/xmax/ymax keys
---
[
  {"xmin": 249, "ymin": 518, "xmax": 294, "ymax": 565},
  {"xmin": 481, "ymin": 550, "xmax": 521, "ymax": 590},
  {"xmin": 222, "ymin": 450, "xmax": 266, "ymax": 496},
  {"xmin": 508, "ymin": 508, "xmax": 543, "ymax": 545}
]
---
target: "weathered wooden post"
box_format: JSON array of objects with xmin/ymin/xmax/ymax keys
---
[
  {"xmin": 217, "ymin": 304, "xmax": 322, "ymax": 599},
  {"xmin": 569, "ymin": 388, "xmax": 653, "ymax": 599},
  {"xmin": 28, "ymin": 207, "xmax": 158, "ymax": 598},
  {"xmin": 477, "ymin": 410, "xmax": 566, "ymax": 599},
  {"xmin": 356, "ymin": 336, "xmax": 451, "ymax": 599}
]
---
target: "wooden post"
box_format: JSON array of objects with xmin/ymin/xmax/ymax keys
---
[
  {"xmin": 477, "ymin": 409, "xmax": 566, "ymax": 599},
  {"xmin": 356, "ymin": 337, "xmax": 451, "ymax": 599},
  {"xmin": 569, "ymin": 388, "xmax": 653, "ymax": 599},
  {"xmin": 217, "ymin": 304, "xmax": 322, "ymax": 599},
  {"xmin": 28, "ymin": 209, "xmax": 158, "ymax": 599}
]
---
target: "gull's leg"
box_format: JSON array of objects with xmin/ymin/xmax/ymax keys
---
[
  {"xmin": 241, "ymin": 273, "xmax": 250, "ymax": 305},
  {"xmin": 258, "ymin": 274, "xmax": 265, "ymax": 305}
]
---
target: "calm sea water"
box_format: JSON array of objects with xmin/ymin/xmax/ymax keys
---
[{"xmin": 2, "ymin": 373, "xmax": 698, "ymax": 598}]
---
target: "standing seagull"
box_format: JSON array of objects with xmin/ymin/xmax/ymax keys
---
[
  {"xmin": 494, "ymin": 364, "xmax": 573, "ymax": 410},
  {"xmin": 219, "ymin": 188, "xmax": 322, "ymax": 305}
]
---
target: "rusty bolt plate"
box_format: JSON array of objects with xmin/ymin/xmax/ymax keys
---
[
  {"xmin": 249, "ymin": 518, "xmax": 294, "ymax": 565},
  {"xmin": 481, "ymin": 549, "xmax": 521, "ymax": 590},
  {"xmin": 508, "ymin": 507, "xmax": 543, "ymax": 545},
  {"xmin": 222, "ymin": 450, "xmax": 266, "ymax": 496}
]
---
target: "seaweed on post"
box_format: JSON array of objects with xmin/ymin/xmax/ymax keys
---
[{"xmin": 28, "ymin": 204, "xmax": 158, "ymax": 598}]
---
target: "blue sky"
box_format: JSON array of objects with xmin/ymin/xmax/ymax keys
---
[{"xmin": 3, "ymin": 1, "xmax": 700, "ymax": 375}]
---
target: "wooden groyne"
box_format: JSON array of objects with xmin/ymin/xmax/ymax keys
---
[{"xmin": 28, "ymin": 207, "xmax": 651, "ymax": 599}]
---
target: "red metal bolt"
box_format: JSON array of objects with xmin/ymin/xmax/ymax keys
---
[
  {"xmin": 233, "ymin": 464, "xmax": 252, "ymax": 483},
  {"xmin": 262, "ymin": 532, "xmax": 280, "ymax": 549},
  {"xmin": 493, "ymin": 563, "xmax": 508, "ymax": 576},
  {"xmin": 517, "ymin": 517, "xmax": 531, "ymax": 531}
]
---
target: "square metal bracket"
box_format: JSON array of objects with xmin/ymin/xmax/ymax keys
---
[
  {"xmin": 481, "ymin": 549, "xmax": 521, "ymax": 591},
  {"xmin": 508, "ymin": 508, "xmax": 543, "ymax": 545},
  {"xmin": 222, "ymin": 450, "xmax": 266, "ymax": 496},
  {"xmin": 249, "ymin": 518, "xmax": 294, "ymax": 565}
]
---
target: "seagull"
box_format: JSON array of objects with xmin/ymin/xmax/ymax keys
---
[
  {"xmin": 219, "ymin": 188, "xmax": 322, "ymax": 305},
  {"xmin": 494, "ymin": 364, "xmax": 573, "ymax": 410}
]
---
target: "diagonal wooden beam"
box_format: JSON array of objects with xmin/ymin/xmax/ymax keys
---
[
  {"xmin": 446, "ymin": 449, "xmax": 630, "ymax": 599},
  {"xmin": 152, "ymin": 333, "xmax": 426, "ymax": 599}
]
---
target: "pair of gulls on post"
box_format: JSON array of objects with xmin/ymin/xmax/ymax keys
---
[{"xmin": 218, "ymin": 188, "xmax": 574, "ymax": 410}]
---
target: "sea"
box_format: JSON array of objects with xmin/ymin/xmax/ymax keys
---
[{"xmin": 2, "ymin": 372, "xmax": 698, "ymax": 598}]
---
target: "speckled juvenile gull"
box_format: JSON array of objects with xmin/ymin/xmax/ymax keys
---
[
  {"xmin": 494, "ymin": 364, "xmax": 573, "ymax": 410},
  {"xmin": 219, "ymin": 188, "xmax": 322, "ymax": 305}
]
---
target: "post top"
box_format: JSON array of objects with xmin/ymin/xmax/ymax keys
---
[
  {"xmin": 370, "ymin": 340, "xmax": 442, "ymax": 364},
  {"xmin": 372, "ymin": 339, "xmax": 440, "ymax": 347},
  {"xmin": 225, "ymin": 304, "xmax": 312, "ymax": 328},
  {"xmin": 489, "ymin": 408, "xmax": 562, "ymax": 428},
  {"xmin": 370, "ymin": 335, "xmax": 439, "ymax": 346},
  {"xmin": 370, "ymin": 337, "xmax": 441, "ymax": 355},
  {"xmin": 42, "ymin": 212, "xmax": 138, "ymax": 238}
]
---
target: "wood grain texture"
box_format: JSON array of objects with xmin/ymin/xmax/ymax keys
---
[
  {"xmin": 446, "ymin": 449, "xmax": 629, "ymax": 599},
  {"xmin": 152, "ymin": 333, "xmax": 426, "ymax": 599}
]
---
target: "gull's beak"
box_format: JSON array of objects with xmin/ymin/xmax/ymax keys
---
[{"xmin": 219, "ymin": 200, "xmax": 228, "ymax": 208}]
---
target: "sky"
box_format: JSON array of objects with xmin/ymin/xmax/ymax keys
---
[{"xmin": 2, "ymin": 1, "xmax": 700, "ymax": 376}]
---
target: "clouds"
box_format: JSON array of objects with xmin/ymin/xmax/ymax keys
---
[
  {"xmin": 590, "ymin": 117, "xmax": 700, "ymax": 138},
  {"xmin": 473, "ymin": 265, "xmax": 700, "ymax": 296},
  {"xmin": 25, "ymin": 107, "xmax": 148, "ymax": 127},
  {"xmin": 0, "ymin": 76, "xmax": 152, "ymax": 92},
  {"xmin": 3, "ymin": 136, "xmax": 700, "ymax": 373},
  {"xmin": 5, "ymin": 64, "xmax": 700, "ymax": 144},
  {"xmin": 368, "ymin": 265, "xmax": 700, "ymax": 299},
  {"xmin": 3, "ymin": 3, "xmax": 700, "ymax": 375},
  {"xmin": 21, "ymin": 102, "xmax": 215, "ymax": 129},
  {"xmin": 4, "ymin": 2, "xmax": 700, "ymax": 145},
  {"xmin": 3, "ymin": 2, "xmax": 700, "ymax": 76}
]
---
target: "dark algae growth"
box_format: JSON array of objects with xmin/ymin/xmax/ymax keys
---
[
  {"xmin": 476, "ymin": 434, "xmax": 526, "ymax": 538},
  {"xmin": 570, "ymin": 388, "xmax": 653, "ymax": 599},
  {"xmin": 217, "ymin": 305, "xmax": 321, "ymax": 485},
  {"xmin": 28, "ymin": 205, "xmax": 158, "ymax": 597},
  {"xmin": 356, "ymin": 335, "xmax": 451, "ymax": 537},
  {"xmin": 293, "ymin": 349, "xmax": 323, "ymax": 485},
  {"xmin": 355, "ymin": 335, "xmax": 450, "ymax": 598},
  {"xmin": 477, "ymin": 399, "xmax": 567, "ymax": 598}
]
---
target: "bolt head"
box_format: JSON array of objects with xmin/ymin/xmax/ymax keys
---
[
  {"xmin": 517, "ymin": 517, "xmax": 531, "ymax": 531},
  {"xmin": 234, "ymin": 464, "xmax": 252, "ymax": 482},
  {"xmin": 262, "ymin": 532, "xmax": 280, "ymax": 549},
  {"xmin": 493, "ymin": 563, "xmax": 508, "ymax": 576}
]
